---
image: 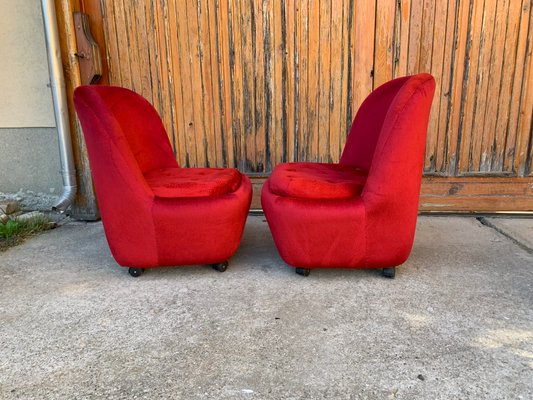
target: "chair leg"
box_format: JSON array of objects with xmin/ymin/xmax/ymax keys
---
[
  {"xmin": 382, "ymin": 267, "xmax": 396, "ymax": 279},
  {"xmin": 128, "ymin": 267, "xmax": 145, "ymax": 277},
  {"xmin": 211, "ymin": 261, "xmax": 229, "ymax": 272},
  {"xmin": 295, "ymin": 268, "xmax": 311, "ymax": 277}
]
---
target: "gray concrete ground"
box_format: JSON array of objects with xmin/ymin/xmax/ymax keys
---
[{"xmin": 0, "ymin": 215, "xmax": 532, "ymax": 399}]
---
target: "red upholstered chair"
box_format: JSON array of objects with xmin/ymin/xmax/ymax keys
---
[
  {"xmin": 74, "ymin": 85, "xmax": 252, "ymax": 277},
  {"xmin": 262, "ymin": 74, "xmax": 436, "ymax": 278}
]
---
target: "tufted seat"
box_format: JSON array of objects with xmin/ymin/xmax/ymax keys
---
[
  {"xmin": 269, "ymin": 162, "xmax": 367, "ymax": 200},
  {"xmin": 144, "ymin": 167, "xmax": 242, "ymax": 198}
]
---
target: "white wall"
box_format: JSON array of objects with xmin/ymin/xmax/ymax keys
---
[
  {"xmin": 0, "ymin": 0, "xmax": 55, "ymax": 127},
  {"xmin": 0, "ymin": 0, "xmax": 61, "ymax": 200}
]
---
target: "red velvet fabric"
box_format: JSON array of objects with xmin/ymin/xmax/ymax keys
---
[
  {"xmin": 144, "ymin": 167, "xmax": 241, "ymax": 198},
  {"xmin": 269, "ymin": 162, "xmax": 367, "ymax": 200},
  {"xmin": 262, "ymin": 74, "xmax": 436, "ymax": 269},
  {"xmin": 73, "ymin": 85, "xmax": 252, "ymax": 268}
]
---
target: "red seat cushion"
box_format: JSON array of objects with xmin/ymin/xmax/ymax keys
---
[
  {"xmin": 144, "ymin": 167, "xmax": 242, "ymax": 198},
  {"xmin": 269, "ymin": 162, "xmax": 367, "ymax": 200}
]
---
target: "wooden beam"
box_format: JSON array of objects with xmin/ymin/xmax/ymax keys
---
[
  {"xmin": 249, "ymin": 176, "xmax": 533, "ymax": 212},
  {"xmin": 54, "ymin": 0, "xmax": 99, "ymax": 220}
]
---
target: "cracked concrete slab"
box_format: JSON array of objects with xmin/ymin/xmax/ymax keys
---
[
  {"xmin": 483, "ymin": 217, "xmax": 533, "ymax": 252},
  {"xmin": 0, "ymin": 216, "xmax": 532, "ymax": 399}
]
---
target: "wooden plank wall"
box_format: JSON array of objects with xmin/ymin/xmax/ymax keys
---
[
  {"xmin": 99, "ymin": 0, "xmax": 532, "ymax": 177},
  {"xmin": 97, "ymin": 0, "xmax": 533, "ymax": 210}
]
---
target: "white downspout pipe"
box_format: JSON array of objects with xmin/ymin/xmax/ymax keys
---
[{"xmin": 41, "ymin": 0, "xmax": 77, "ymax": 213}]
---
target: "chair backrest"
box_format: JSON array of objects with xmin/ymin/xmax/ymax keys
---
[
  {"xmin": 347, "ymin": 74, "xmax": 436, "ymax": 265},
  {"xmin": 74, "ymin": 85, "xmax": 177, "ymax": 175},
  {"xmin": 74, "ymin": 86, "xmax": 175, "ymax": 264},
  {"xmin": 340, "ymin": 76, "xmax": 411, "ymax": 170},
  {"xmin": 362, "ymin": 74, "xmax": 435, "ymax": 202}
]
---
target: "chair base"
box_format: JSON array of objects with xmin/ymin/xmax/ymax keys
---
[
  {"xmin": 211, "ymin": 261, "xmax": 229, "ymax": 272},
  {"xmin": 128, "ymin": 267, "xmax": 145, "ymax": 277},
  {"xmin": 382, "ymin": 267, "xmax": 396, "ymax": 279},
  {"xmin": 295, "ymin": 267, "xmax": 311, "ymax": 277}
]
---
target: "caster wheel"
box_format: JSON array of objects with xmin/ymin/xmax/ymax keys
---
[
  {"xmin": 211, "ymin": 261, "xmax": 229, "ymax": 272},
  {"xmin": 382, "ymin": 267, "xmax": 396, "ymax": 279},
  {"xmin": 295, "ymin": 268, "xmax": 311, "ymax": 277},
  {"xmin": 128, "ymin": 267, "xmax": 145, "ymax": 277}
]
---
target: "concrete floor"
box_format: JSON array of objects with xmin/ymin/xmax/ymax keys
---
[{"xmin": 0, "ymin": 215, "xmax": 532, "ymax": 399}]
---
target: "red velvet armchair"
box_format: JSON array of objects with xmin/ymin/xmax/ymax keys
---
[
  {"xmin": 262, "ymin": 74, "xmax": 436, "ymax": 277},
  {"xmin": 74, "ymin": 85, "xmax": 252, "ymax": 277}
]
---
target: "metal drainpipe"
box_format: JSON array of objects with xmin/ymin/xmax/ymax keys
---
[{"xmin": 41, "ymin": 0, "xmax": 77, "ymax": 213}]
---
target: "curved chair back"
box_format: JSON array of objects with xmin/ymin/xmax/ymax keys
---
[
  {"xmin": 340, "ymin": 76, "xmax": 411, "ymax": 170},
  {"xmin": 348, "ymin": 74, "xmax": 435, "ymax": 264},
  {"xmin": 74, "ymin": 86, "xmax": 178, "ymax": 262},
  {"xmin": 74, "ymin": 86, "xmax": 177, "ymax": 173}
]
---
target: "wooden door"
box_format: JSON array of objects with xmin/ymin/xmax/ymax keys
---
[{"xmin": 80, "ymin": 0, "xmax": 533, "ymax": 211}]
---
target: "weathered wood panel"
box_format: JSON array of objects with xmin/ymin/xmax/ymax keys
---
[{"xmin": 96, "ymin": 0, "xmax": 533, "ymax": 210}]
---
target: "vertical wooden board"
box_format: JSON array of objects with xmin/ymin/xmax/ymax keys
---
[
  {"xmin": 520, "ymin": 64, "xmax": 533, "ymax": 176},
  {"xmin": 252, "ymin": 0, "xmax": 267, "ymax": 171},
  {"xmin": 338, "ymin": 0, "xmax": 352, "ymax": 154},
  {"xmin": 206, "ymin": 0, "xmax": 224, "ymax": 167},
  {"xmin": 328, "ymin": 0, "xmax": 344, "ymax": 163},
  {"xmin": 271, "ymin": 0, "xmax": 285, "ymax": 167},
  {"xmin": 419, "ymin": 0, "xmax": 442, "ymax": 173},
  {"xmin": 396, "ymin": 0, "xmax": 412, "ymax": 77},
  {"xmin": 185, "ymin": 0, "xmax": 208, "ymax": 167},
  {"xmin": 307, "ymin": 0, "xmax": 320, "ymax": 161},
  {"xmin": 132, "ymin": 2, "xmax": 152, "ymax": 98},
  {"xmin": 507, "ymin": 0, "xmax": 532, "ymax": 174},
  {"xmin": 493, "ymin": 0, "xmax": 528, "ymax": 170},
  {"xmin": 216, "ymin": 0, "xmax": 235, "ymax": 168},
  {"xmin": 352, "ymin": 1, "xmax": 375, "ymax": 117},
  {"xmin": 153, "ymin": 0, "xmax": 177, "ymax": 154},
  {"xmin": 435, "ymin": 0, "xmax": 458, "ymax": 173},
  {"xmin": 427, "ymin": 0, "xmax": 448, "ymax": 173},
  {"xmin": 100, "ymin": 2, "xmax": 120, "ymax": 84},
  {"xmin": 525, "ymin": 57, "xmax": 533, "ymax": 176},
  {"xmin": 479, "ymin": 0, "xmax": 510, "ymax": 172},
  {"xmin": 297, "ymin": 0, "xmax": 309, "ymax": 161},
  {"xmin": 112, "ymin": 0, "xmax": 134, "ymax": 88},
  {"xmin": 407, "ymin": 0, "xmax": 423, "ymax": 73},
  {"xmin": 447, "ymin": 0, "xmax": 471, "ymax": 175},
  {"xmin": 285, "ymin": 1, "xmax": 297, "ymax": 163},
  {"xmin": 124, "ymin": 2, "xmax": 143, "ymax": 93},
  {"xmin": 458, "ymin": 0, "xmax": 485, "ymax": 174},
  {"xmin": 318, "ymin": 0, "xmax": 332, "ymax": 162},
  {"xmin": 143, "ymin": 1, "xmax": 158, "ymax": 109},
  {"xmin": 497, "ymin": 0, "xmax": 524, "ymax": 172},
  {"xmin": 470, "ymin": 0, "xmax": 498, "ymax": 172},
  {"xmin": 516, "ymin": 3, "xmax": 533, "ymax": 176},
  {"xmin": 418, "ymin": 0, "xmax": 435, "ymax": 73},
  {"xmin": 239, "ymin": 0, "xmax": 256, "ymax": 172},
  {"xmin": 374, "ymin": 0, "xmax": 396, "ymax": 88},
  {"xmin": 174, "ymin": 0, "xmax": 198, "ymax": 166},
  {"xmin": 262, "ymin": 0, "xmax": 274, "ymax": 169},
  {"xmin": 100, "ymin": 1, "xmax": 122, "ymax": 84},
  {"xmin": 197, "ymin": 0, "xmax": 218, "ymax": 167},
  {"xmin": 420, "ymin": 0, "xmax": 439, "ymax": 172},
  {"xmin": 229, "ymin": 0, "xmax": 245, "ymax": 170},
  {"xmin": 163, "ymin": 0, "xmax": 186, "ymax": 159}
]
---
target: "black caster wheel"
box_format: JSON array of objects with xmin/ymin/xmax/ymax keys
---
[
  {"xmin": 211, "ymin": 261, "xmax": 229, "ymax": 272},
  {"xmin": 382, "ymin": 267, "xmax": 396, "ymax": 279},
  {"xmin": 128, "ymin": 267, "xmax": 145, "ymax": 277},
  {"xmin": 295, "ymin": 268, "xmax": 311, "ymax": 277}
]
